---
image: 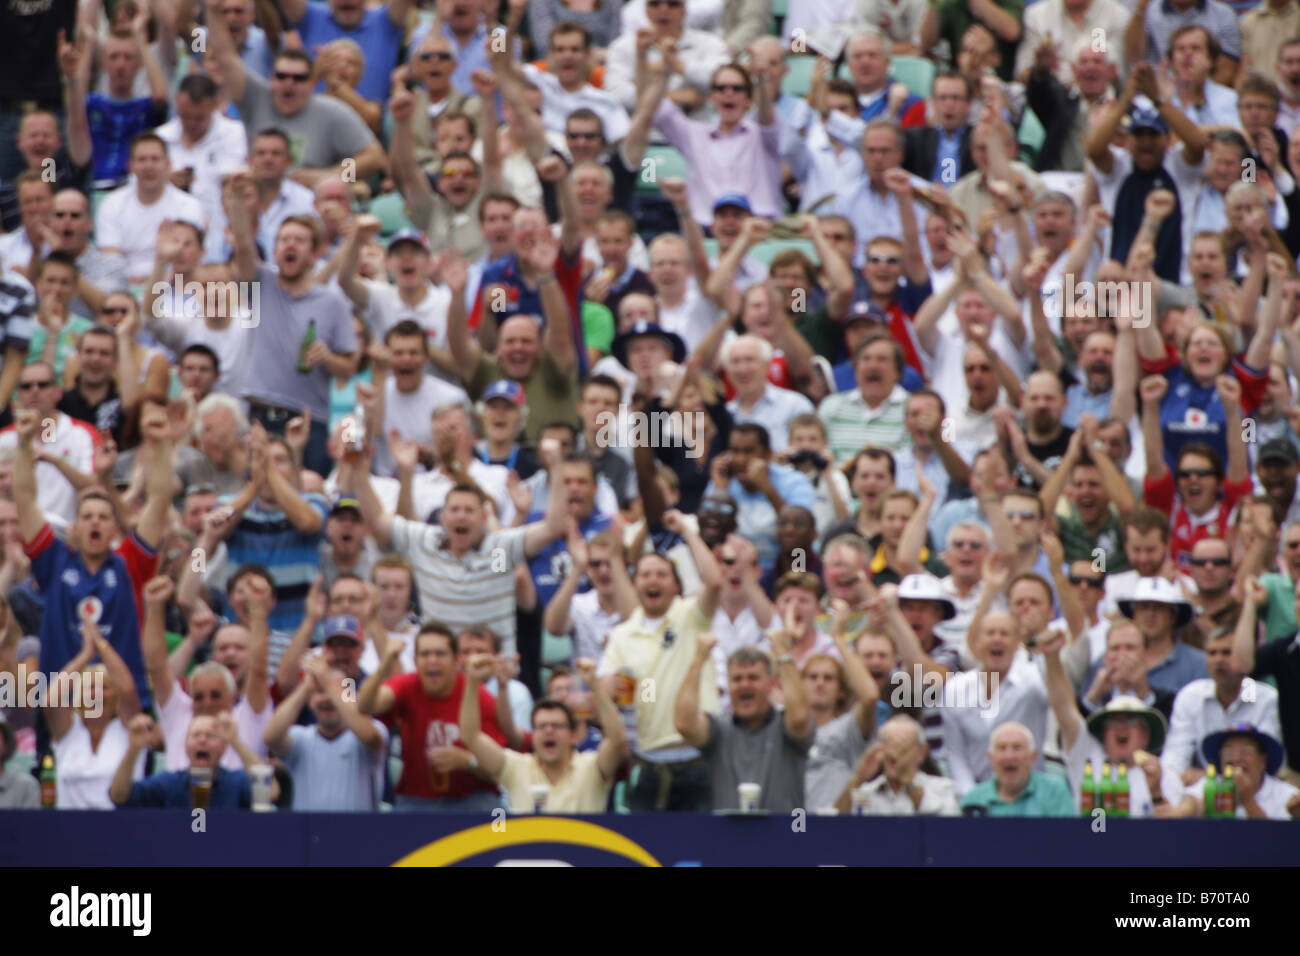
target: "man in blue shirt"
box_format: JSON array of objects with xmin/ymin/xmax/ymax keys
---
[
  {"xmin": 704, "ymin": 424, "xmax": 816, "ymax": 571},
  {"xmin": 85, "ymin": 16, "xmax": 169, "ymax": 188},
  {"xmin": 527, "ymin": 452, "xmax": 611, "ymax": 609},
  {"xmin": 111, "ymin": 713, "xmax": 253, "ymax": 808},
  {"xmin": 282, "ymin": 0, "xmax": 414, "ymax": 104}
]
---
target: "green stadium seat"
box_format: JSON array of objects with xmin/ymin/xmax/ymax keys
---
[
  {"xmin": 890, "ymin": 56, "xmax": 936, "ymax": 99},
  {"xmin": 369, "ymin": 191, "xmax": 414, "ymax": 238},
  {"xmin": 1018, "ymin": 107, "xmax": 1046, "ymax": 168},
  {"xmin": 749, "ymin": 238, "xmax": 819, "ymax": 266},
  {"xmin": 837, "ymin": 57, "xmax": 936, "ymax": 100},
  {"xmin": 635, "ymin": 145, "xmax": 688, "ymax": 193},
  {"xmin": 782, "ymin": 55, "xmax": 818, "ymax": 98}
]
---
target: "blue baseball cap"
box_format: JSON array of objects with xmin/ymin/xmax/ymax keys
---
[
  {"xmin": 845, "ymin": 300, "xmax": 889, "ymax": 326},
  {"xmin": 1128, "ymin": 105, "xmax": 1168, "ymax": 134},
  {"xmin": 386, "ymin": 228, "xmax": 431, "ymax": 253},
  {"xmin": 482, "ymin": 379, "xmax": 526, "ymax": 406},
  {"xmin": 323, "ymin": 615, "xmax": 362, "ymax": 644},
  {"xmin": 713, "ymin": 194, "xmax": 752, "ymax": 214}
]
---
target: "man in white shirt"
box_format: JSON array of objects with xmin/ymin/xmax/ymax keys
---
[
  {"xmin": 410, "ymin": 402, "xmax": 512, "ymax": 523},
  {"xmin": 1015, "ymin": 0, "xmax": 1131, "ymax": 84},
  {"xmin": 522, "ymin": 23, "xmax": 630, "ymax": 141},
  {"xmin": 155, "ymin": 73, "xmax": 249, "ymax": 237},
  {"xmin": 372, "ymin": 323, "xmax": 469, "ymax": 477},
  {"xmin": 95, "ymin": 134, "xmax": 204, "ymax": 283},
  {"xmin": 204, "ymin": 129, "xmax": 316, "ymax": 264},
  {"xmin": 340, "ymin": 223, "xmax": 453, "ymax": 347},
  {"xmin": 1163, "ymin": 628, "xmax": 1283, "ymax": 782},
  {"xmin": 1042, "ymin": 630, "xmax": 1184, "ymax": 817},
  {"xmin": 605, "ymin": 0, "xmax": 730, "ymax": 114},
  {"xmin": 0, "ymin": 362, "xmax": 98, "ymax": 532},
  {"xmin": 1167, "ymin": 24, "xmax": 1240, "ymax": 127},
  {"xmin": 724, "ymin": 335, "xmax": 814, "ymax": 453},
  {"xmin": 648, "ymin": 233, "xmax": 718, "ymax": 352},
  {"xmin": 1178, "ymin": 724, "xmax": 1300, "ymax": 819},
  {"xmin": 941, "ymin": 611, "xmax": 1049, "ymax": 797},
  {"xmin": 850, "ymin": 714, "xmax": 961, "ymax": 815}
]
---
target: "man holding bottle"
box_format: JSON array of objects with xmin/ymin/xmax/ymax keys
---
[{"xmin": 224, "ymin": 170, "xmax": 358, "ymax": 476}]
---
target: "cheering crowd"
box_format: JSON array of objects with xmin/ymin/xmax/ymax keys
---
[{"xmin": 1, "ymin": 0, "xmax": 1300, "ymax": 820}]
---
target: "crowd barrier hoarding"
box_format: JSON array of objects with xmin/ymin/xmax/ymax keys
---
[{"xmin": 2, "ymin": 812, "xmax": 1298, "ymax": 867}]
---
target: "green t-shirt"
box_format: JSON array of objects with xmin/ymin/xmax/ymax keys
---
[
  {"xmin": 1259, "ymin": 573, "xmax": 1298, "ymax": 642},
  {"xmin": 469, "ymin": 351, "xmax": 578, "ymax": 445},
  {"xmin": 1056, "ymin": 505, "xmax": 1129, "ymax": 574},
  {"xmin": 795, "ymin": 306, "xmax": 841, "ymax": 363},
  {"xmin": 27, "ymin": 316, "xmax": 94, "ymax": 383},
  {"xmin": 960, "ymin": 771, "xmax": 1075, "ymax": 817},
  {"xmin": 936, "ymin": 0, "xmax": 1026, "ymax": 83},
  {"xmin": 582, "ymin": 301, "xmax": 615, "ymax": 355}
]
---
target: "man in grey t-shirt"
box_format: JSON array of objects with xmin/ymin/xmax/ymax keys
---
[
  {"xmin": 207, "ymin": 9, "xmax": 385, "ymax": 188},
  {"xmin": 224, "ymin": 170, "xmax": 358, "ymax": 476},
  {"xmin": 675, "ymin": 630, "xmax": 814, "ymax": 813}
]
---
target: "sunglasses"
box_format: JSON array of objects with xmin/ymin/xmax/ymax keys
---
[
  {"xmin": 100, "ymin": 305, "xmax": 129, "ymax": 315},
  {"xmin": 700, "ymin": 503, "xmax": 737, "ymax": 515},
  {"xmin": 19, "ymin": 380, "xmax": 54, "ymax": 390},
  {"xmin": 1189, "ymin": 557, "xmax": 1231, "ymax": 567},
  {"xmin": 712, "ymin": 83, "xmax": 748, "ymax": 94},
  {"xmin": 950, "ymin": 540, "xmax": 985, "ymax": 550},
  {"xmin": 441, "ymin": 168, "xmax": 477, "ymax": 180},
  {"xmin": 566, "ymin": 130, "xmax": 602, "ymax": 140},
  {"xmin": 1003, "ymin": 510, "xmax": 1039, "ymax": 521},
  {"xmin": 867, "ymin": 255, "xmax": 902, "ymax": 266},
  {"xmin": 721, "ymin": 557, "xmax": 738, "ymax": 566},
  {"xmin": 647, "ymin": 0, "xmax": 683, "ymax": 6},
  {"xmin": 417, "ymin": 51, "xmax": 454, "ymax": 61},
  {"xmin": 587, "ymin": 559, "xmax": 611, "ymax": 569},
  {"xmin": 273, "ymin": 71, "xmax": 312, "ymax": 83},
  {"xmin": 1068, "ymin": 575, "xmax": 1104, "ymax": 588},
  {"xmin": 1176, "ymin": 468, "xmax": 1215, "ymax": 480}
]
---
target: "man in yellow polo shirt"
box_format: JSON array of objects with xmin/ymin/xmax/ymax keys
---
[
  {"xmin": 459, "ymin": 656, "xmax": 625, "ymax": 813},
  {"xmin": 598, "ymin": 512, "xmax": 722, "ymax": 811}
]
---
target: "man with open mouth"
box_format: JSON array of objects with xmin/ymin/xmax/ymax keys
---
[
  {"xmin": 9, "ymin": 401, "xmax": 173, "ymax": 714},
  {"xmin": 111, "ymin": 712, "xmax": 255, "ymax": 809}
]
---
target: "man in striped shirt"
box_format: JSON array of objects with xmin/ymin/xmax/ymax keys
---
[
  {"xmin": 816, "ymin": 332, "xmax": 912, "ymax": 464},
  {"xmin": 341, "ymin": 439, "xmax": 569, "ymax": 656},
  {"xmin": 0, "ymin": 265, "xmax": 35, "ymax": 426}
]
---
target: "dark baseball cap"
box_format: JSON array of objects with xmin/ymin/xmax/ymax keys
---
[{"xmin": 1258, "ymin": 438, "xmax": 1299, "ymax": 465}]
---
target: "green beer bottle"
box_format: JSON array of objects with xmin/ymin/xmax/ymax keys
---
[
  {"xmin": 1100, "ymin": 762, "xmax": 1115, "ymax": 812},
  {"xmin": 1080, "ymin": 760, "xmax": 1097, "ymax": 814},
  {"xmin": 1203, "ymin": 764, "xmax": 1218, "ymax": 818},
  {"xmin": 40, "ymin": 755, "xmax": 56, "ymax": 808},
  {"xmin": 1115, "ymin": 763, "xmax": 1130, "ymax": 817},
  {"xmin": 1219, "ymin": 765, "xmax": 1237, "ymax": 818},
  {"xmin": 297, "ymin": 319, "xmax": 317, "ymax": 373}
]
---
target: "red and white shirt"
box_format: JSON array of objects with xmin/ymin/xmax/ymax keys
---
[{"xmin": 1144, "ymin": 469, "xmax": 1252, "ymax": 567}]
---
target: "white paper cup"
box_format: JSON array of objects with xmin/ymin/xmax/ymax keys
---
[
  {"xmin": 737, "ymin": 782, "xmax": 762, "ymax": 812},
  {"xmin": 250, "ymin": 763, "xmax": 274, "ymax": 812},
  {"xmin": 529, "ymin": 783, "xmax": 551, "ymax": 813},
  {"xmin": 851, "ymin": 785, "xmax": 870, "ymax": 815}
]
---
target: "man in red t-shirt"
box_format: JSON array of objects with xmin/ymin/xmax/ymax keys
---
[
  {"xmin": 359, "ymin": 623, "xmax": 507, "ymax": 811},
  {"xmin": 1140, "ymin": 375, "xmax": 1251, "ymax": 568}
]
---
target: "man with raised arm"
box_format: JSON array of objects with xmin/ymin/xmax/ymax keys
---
[
  {"xmin": 340, "ymin": 435, "xmax": 568, "ymax": 655},
  {"xmin": 264, "ymin": 654, "xmax": 388, "ymax": 811},
  {"xmin": 204, "ymin": 5, "xmax": 386, "ymax": 188},
  {"xmin": 675, "ymin": 613, "xmax": 814, "ymax": 813},
  {"xmin": 11, "ymin": 402, "xmax": 171, "ymax": 710},
  {"xmin": 460, "ymin": 654, "xmax": 625, "ymax": 812}
]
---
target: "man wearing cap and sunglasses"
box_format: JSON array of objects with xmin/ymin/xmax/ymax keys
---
[{"xmin": 1256, "ymin": 437, "xmax": 1300, "ymax": 528}]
